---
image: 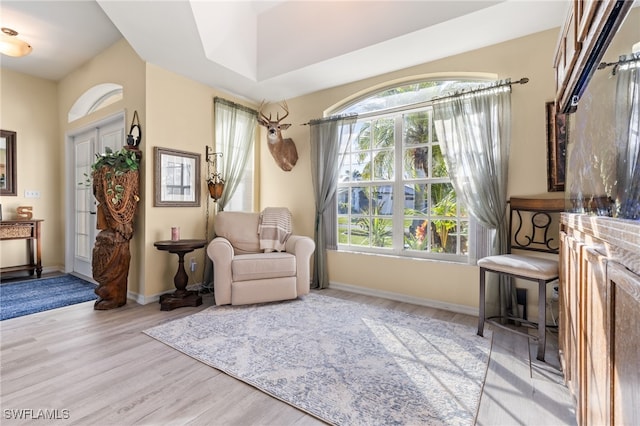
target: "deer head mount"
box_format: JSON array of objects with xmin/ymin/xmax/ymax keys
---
[{"xmin": 258, "ymin": 101, "xmax": 298, "ymax": 172}]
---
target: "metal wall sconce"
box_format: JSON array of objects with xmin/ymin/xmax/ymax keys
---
[
  {"xmin": 205, "ymin": 146, "xmax": 224, "ymax": 202},
  {"xmin": 127, "ymin": 111, "xmax": 141, "ymax": 147}
]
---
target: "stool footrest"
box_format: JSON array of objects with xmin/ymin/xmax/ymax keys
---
[{"xmin": 486, "ymin": 318, "xmax": 536, "ymax": 340}]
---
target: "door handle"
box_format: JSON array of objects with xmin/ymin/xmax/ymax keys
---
[{"xmin": 89, "ymin": 211, "xmax": 97, "ymax": 215}]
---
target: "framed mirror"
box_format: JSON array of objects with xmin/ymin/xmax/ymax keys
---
[
  {"xmin": 0, "ymin": 130, "xmax": 17, "ymax": 196},
  {"xmin": 154, "ymin": 147, "xmax": 200, "ymax": 207}
]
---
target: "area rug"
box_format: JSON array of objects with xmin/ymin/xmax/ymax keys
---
[
  {"xmin": 144, "ymin": 292, "xmax": 492, "ymax": 425},
  {"xmin": 0, "ymin": 274, "xmax": 97, "ymax": 320}
]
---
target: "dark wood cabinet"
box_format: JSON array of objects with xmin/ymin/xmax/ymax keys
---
[{"xmin": 560, "ymin": 214, "xmax": 640, "ymax": 425}]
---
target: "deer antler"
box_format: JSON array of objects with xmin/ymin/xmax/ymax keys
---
[
  {"xmin": 257, "ymin": 100, "xmax": 290, "ymax": 124},
  {"xmin": 257, "ymin": 100, "xmax": 272, "ymax": 125},
  {"xmin": 276, "ymin": 100, "xmax": 289, "ymax": 122}
]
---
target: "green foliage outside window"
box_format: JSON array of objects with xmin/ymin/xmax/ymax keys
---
[{"xmin": 336, "ymin": 79, "xmax": 478, "ymax": 259}]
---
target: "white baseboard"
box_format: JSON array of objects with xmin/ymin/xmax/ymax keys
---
[
  {"xmin": 43, "ymin": 266, "xmax": 65, "ymax": 275},
  {"xmin": 328, "ymin": 281, "xmax": 479, "ymax": 317},
  {"xmin": 128, "ymin": 282, "xmax": 203, "ymax": 305}
]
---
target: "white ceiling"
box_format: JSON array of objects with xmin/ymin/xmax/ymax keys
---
[{"xmin": 0, "ymin": 0, "xmax": 572, "ymax": 103}]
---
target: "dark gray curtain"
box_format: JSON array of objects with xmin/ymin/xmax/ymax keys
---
[
  {"xmin": 309, "ymin": 114, "xmax": 357, "ymax": 289},
  {"xmin": 432, "ymin": 80, "xmax": 517, "ymax": 320}
]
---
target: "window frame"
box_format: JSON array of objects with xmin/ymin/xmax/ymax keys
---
[{"xmin": 333, "ymin": 78, "xmax": 491, "ymax": 263}]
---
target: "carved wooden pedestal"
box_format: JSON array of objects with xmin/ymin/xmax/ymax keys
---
[{"xmin": 154, "ymin": 239, "xmax": 206, "ymax": 311}]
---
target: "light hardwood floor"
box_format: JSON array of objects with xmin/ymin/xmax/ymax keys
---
[{"xmin": 0, "ymin": 286, "xmax": 576, "ymax": 425}]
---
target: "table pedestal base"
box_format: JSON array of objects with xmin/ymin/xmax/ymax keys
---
[
  {"xmin": 154, "ymin": 239, "xmax": 208, "ymax": 312},
  {"xmin": 159, "ymin": 290, "xmax": 202, "ymax": 311}
]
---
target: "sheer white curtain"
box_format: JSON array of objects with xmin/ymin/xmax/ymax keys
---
[
  {"xmin": 615, "ymin": 53, "xmax": 640, "ymax": 219},
  {"xmin": 213, "ymin": 97, "xmax": 257, "ymax": 211},
  {"xmin": 433, "ymin": 81, "xmax": 517, "ymax": 319},
  {"xmin": 204, "ymin": 98, "xmax": 257, "ymax": 292},
  {"xmin": 309, "ymin": 114, "xmax": 357, "ymax": 289}
]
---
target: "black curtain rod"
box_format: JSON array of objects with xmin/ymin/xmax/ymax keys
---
[
  {"xmin": 431, "ymin": 77, "xmax": 529, "ymax": 102},
  {"xmin": 597, "ymin": 53, "xmax": 640, "ymax": 71},
  {"xmin": 302, "ymin": 77, "xmax": 529, "ymax": 126}
]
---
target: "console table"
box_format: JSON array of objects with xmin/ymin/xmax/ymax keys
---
[
  {"xmin": 154, "ymin": 239, "xmax": 206, "ymax": 311},
  {"xmin": 0, "ymin": 219, "xmax": 43, "ymax": 278}
]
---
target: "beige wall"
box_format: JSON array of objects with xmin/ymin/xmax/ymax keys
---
[
  {"xmin": 0, "ymin": 69, "xmax": 59, "ymax": 269},
  {"xmin": 259, "ymin": 28, "xmax": 561, "ymax": 311},
  {"xmin": 142, "ymin": 64, "xmax": 258, "ymax": 299},
  {"xmin": 57, "ymin": 38, "xmax": 146, "ymax": 294}
]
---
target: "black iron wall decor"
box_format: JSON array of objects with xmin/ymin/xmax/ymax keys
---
[{"xmin": 127, "ymin": 110, "xmax": 142, "ymax": 147}]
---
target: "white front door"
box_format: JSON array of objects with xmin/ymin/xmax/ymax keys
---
[{"xmin": 71, "ymin": 116, "xmax": 125, "ymax": 278}]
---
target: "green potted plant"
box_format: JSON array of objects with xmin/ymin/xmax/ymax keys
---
[{"xmin": 88, "ymin": 146, "xmax": 140, "ymax": 205}]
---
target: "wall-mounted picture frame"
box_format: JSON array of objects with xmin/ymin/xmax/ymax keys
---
[
  {"xmin": 546, "ymin": 102, "xmax": 567, "ymax": 192},
  {"xmin": 154, "ymin": 147, "xmax": 201, "ymax": 207},
  {"xmin": 0, "ymin": 130, "xmax": 17, "ymax": 196}
]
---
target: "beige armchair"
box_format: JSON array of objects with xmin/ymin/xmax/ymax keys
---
[{"xmin": 206, "ymin": 210, "xmax": 315, "ymax": 306}]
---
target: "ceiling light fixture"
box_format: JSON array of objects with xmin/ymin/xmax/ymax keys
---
[{"xmin": 0, "ymin": 27, "xmax": 32, "ymax": 57}]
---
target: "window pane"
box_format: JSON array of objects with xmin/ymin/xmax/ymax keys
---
[
  {"xmin": 373, "ymin": 118, "xmax": 394, "ymax": 148},
  {"xmin": 226, "ymin": 150, "xmax": 254, "ymax": 211},
  {"xmin": 350, "ymin": 217, "xmax": 368, "ymax": 247},
  {"xmin": 355, "ymin": 122, "xmax": 371, "ymax": 150},
  {"xmin": 339, "ymin": 80, "xmax": 483, "ymax": 115},
  {"xmin": 404, "ymin": 183, "xmax": 429, "ymax": 214},
  {"xmin": 337, "ymin": 187, "xmax": 349, "ymax": 215},
  {"xmin": 373, "ymin": 150, "xmax": 394, "ymax": 180},
  {"xmin": 352, "ymin": 152, "xmax": 370, "ymax": 181},
  {"xmin": 338, "ymin": 217, "xmax": 349, "ymax": 244},
  {"xmin": 458, "ymin": 220, "xmax": 469, "ymax": 255},
  {"xmin": 430, "ymin": 183, "xmax": 455, "ymax": 217},
  {"xmin": 373, "ymin": 185, "xmax": 393, "ymax": 215},
  {"xmin": 431, "ymin": 219, "xmax": 457, "ymax": 253},
  {"xmin": 351, "ymin": 186, "xmax": 370, "ymax": 214},
  {"xmin": 404, "ymin": 147, "xmax": 429, "ymax": 179},
  {"xmin": 404, "ymin": 112, "xmax": 431, "ymax": 145},
  {"xmin": 404, "ymin": 218, "xmax": 428, "ymax": 251},
  {"xmin": 356, "ymin": 215, "xmax": 392, "ymax": 248},
  {"xmin": 339, "ymin": 155, "xmax": 351, "ymax": 182}
]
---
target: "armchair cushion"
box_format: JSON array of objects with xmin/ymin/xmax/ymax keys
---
[
  {"xmin": 232, "ymin": 252, "xmax": 296, "ymax": 281},
  {"xmin": 214, "ymin": 211, "xmax": 260, "ymax": 255}
]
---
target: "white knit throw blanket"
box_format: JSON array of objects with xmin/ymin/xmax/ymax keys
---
[{"xmin": 258, "ymin": 207, "xmax": 292, "ymax": 252}]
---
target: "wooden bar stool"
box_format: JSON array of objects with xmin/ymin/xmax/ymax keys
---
[{"xmin": 476, "ymin": 197, "xmax": 565, "ymax": 362}]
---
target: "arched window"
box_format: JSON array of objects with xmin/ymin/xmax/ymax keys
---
[
  {"xmin": 331, "ymin": 76, "xmax": 493, "ymax": 261},
  {"xmin": 68, "ymin": 83, "xmax": 123, "ymax": 123}
]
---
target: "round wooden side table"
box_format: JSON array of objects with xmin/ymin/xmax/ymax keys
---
[{"xmin": 154, "ymin": 239, "xmax": 207, "ymax": 311}]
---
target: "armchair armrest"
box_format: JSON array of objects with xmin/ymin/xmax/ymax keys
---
[
  {"xmin": 207, "ymin": 237, "xmax": 234, "ymax": 305},
  {"xmin": 285, "ymin": 235, "xmax": 315, "ymax": 295}
]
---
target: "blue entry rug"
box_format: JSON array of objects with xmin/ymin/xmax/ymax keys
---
[
  {"xmin": 145, "ymin": 292, "xmax": 492, "ymax": 425},
  {"xmin": 0, "ymin": 274, "xmax": 97, "ymax": 320}
]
